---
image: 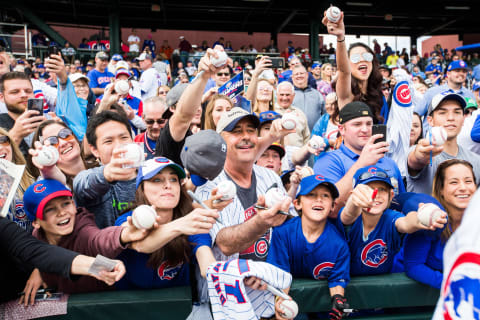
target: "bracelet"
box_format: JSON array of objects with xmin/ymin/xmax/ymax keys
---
[{"xmin": 337, "ymin": 38, "xmax": 345, "ymax": 42}]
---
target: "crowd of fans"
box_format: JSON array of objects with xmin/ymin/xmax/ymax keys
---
[{"xmin": 2, "ymin": 8, "xmax": 480, "ymax": 320}]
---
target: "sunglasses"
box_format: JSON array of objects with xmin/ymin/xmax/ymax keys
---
[
  {"xmin": 358, "ymin": 170, "xmax": 389, "ymax": 182},
  {"xmin": 145, "ymin": 118, "xmax": 167, "ymax": 125},
  {"xmin": 158, "ymin": 91, "xmax": 168, "ymax": 95},
  {"xmin": 350, "ymin": 52, "xmax": 374, "ymax": 64},
  {"xmin": 217, "ymin": 72, "xmax": 230, "ymax": 77},
  {"xmin": 244, "ymin": 77, "xmax": 252, "ymax": 81},
  {"xmin": 0, "ymin": 135, "xmax": 10, "ymax": 146},
  {"xmin": 41, "ymin": 128, "xmax": 74, "ymax": 147}
]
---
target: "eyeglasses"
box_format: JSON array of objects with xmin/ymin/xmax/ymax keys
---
[
  {"xmin": 0, "ymin": 135, "xmax": 10, "ymax": 146},
  {"xmin": 350, "ymin": 52, "xmax": 374, "ymax": 64},
  {"xmin": 73, "ymin": 83, "xmax": 89, "ymax": 89},
  {"xmin": 217, "ymin": 72, "xmax": 230, "ymax": 77},
  {"xmin": 145, "ymin": 118, "xmax": 167, "ymax": 125},
  {"xmin": 41, "ymin": 128, "xmax": 74, "ymax": 147},
  {"xmin": 358, "ymin": 170, "xmax": 389, "ymax": 182}
]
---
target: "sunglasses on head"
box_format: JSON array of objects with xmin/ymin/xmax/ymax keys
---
[
  {"xmin": 145, "ymin": 118, "xmax": 167, "ymax": 125},
  {"xmin": 350, "ymin": 52, "xmax": 374, "ymax": 64},
  {"xmin": 0, "ymin": 135, "xmax": 10, "ymax": 146},
  {"xmin": 41, "ymin": 128, "xmax": 74, "ymax": 147},
  {"xmin": 217, "ymin": 72, "xmax": 230, "ymax": 77},
  {"xmin": 358, "ymin": 170, "xmax": 389, "ymax": 182}
]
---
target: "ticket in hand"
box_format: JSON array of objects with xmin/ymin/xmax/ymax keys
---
[{"xmin": 87, "ymin": 254, "xmax": 117, "ymax": 276}]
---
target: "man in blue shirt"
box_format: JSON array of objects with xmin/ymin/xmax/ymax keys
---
[
  {"xmin": 416, "ymin": 60, "xmax": 474, "ymax": 134},
  {"xmin": 313, "ymin": 101, "xmax": 405, "ymax": 214},
  {"xmin": 87, "ymin": 51, "xmax": 114, "ymax": 98}
]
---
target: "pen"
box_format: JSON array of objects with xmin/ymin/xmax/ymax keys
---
[
  {"xmin": 187, "ymin": 190, "xmax": 223, "ymax": 225},
  {"xmin": 254, "ymin": 205, "xmax": 293, "ymax": 217},
  {"xmin": 18, "ymin": 288, "xmax": 54, "ymax": 296}
]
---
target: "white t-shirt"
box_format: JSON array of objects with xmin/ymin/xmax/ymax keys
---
[
  {"xmin": 139, "ymin": 67, "xmax": 161, "ymax": 100},
  {"xmin": 128, "ymin": 35, "xmax": 140, "ymax": 52}
]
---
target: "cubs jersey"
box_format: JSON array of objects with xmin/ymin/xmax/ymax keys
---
[
  {"xmin": 267, "ymin": 217, "xmax": 349, "ymax": 288},
  {"xmin": 338, "ymin": 208, "xmax": 404, "ymax": 276},
  {"xmin": 207, "ymin": 259, "xmax": 292, "ymax": 320},
  {"xmin": 87, "ymin": 69, "xmax": 114, "ymax": 97},
  {"xmin": 114, "ymin": 211, "xmax": 210, "ymax": 289}
]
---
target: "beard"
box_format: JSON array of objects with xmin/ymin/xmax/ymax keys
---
[{"xmin": 5, "ymin": 100, "xmax": 25, "ymax": 115}]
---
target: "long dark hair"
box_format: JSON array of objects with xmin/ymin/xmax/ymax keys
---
[
  {"xmin": 134, "ymin": 180, "xmax": 193, "ymax": 269},
  {"xmin": 348, "ymin": 42, "xmax": 384, "ymax": 123},
  {"xmin": 432, "ymin": 159, "xmax": 476, "ymax": 242}
]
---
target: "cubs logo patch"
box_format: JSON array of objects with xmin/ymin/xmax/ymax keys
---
[
  {"xmin": 313, "ymin": 262, "xmax": 335, "ymax": 279},
  {"xmin": 315, "ymin": 175, "xmax": 325, "ymax": 182},
  {"xmin": 443, "ymin": 252, "xmax": 480, "ymax": 320},
  {"xmin": 254, "ymin": 238, "xmax": 269, "ymax": 258},
  {"xmin": 155, "ymin": 157, "xmax": 170, "ymax": 164},
  {"xmin": 361, "ymin": 239, "xmax": 388, "ymax": 268},
  {"xmin": 33, "ymin": 184, "xmax": 46, "ymax": 193},
  {"xmin": 393, "ymin": 81, "xmax": 412, "ymax": 108},
  {"xmin": 157, "ymin": 261, "xmax": 182, "ymax": 280},
  {"xmin": 15, "ymin": 201, "xmax": 26, "ymax": 220}
]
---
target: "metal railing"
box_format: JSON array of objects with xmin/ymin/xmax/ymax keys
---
[{"xmin": 0, "ymin": 22, "xmax": 32, "ymax": 58}]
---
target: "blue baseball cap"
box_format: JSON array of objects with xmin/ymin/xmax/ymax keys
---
[
  {"xmin": 296, "ymin": 174, "xmax": 339, "ymax": 199},
  {"xmin": 258, "ymin": 110, "xmax": 281, "ymax": 124},
  {"xmin": 112, "ymin": 54, "xmax": 123, "ymax": 61},
  {"xmin": 24, "ymin": 180, "xmax": 73, "ymax": 221},
  {"xmin": 37, "ymin": 64, "xmax": 44, "ymax": 69},
  {"xmin": 353, "ymin": 166, "xmax": 394, "ymax": 189},
  {"xmin": 447, "ymin": 60, "xmax": 470, "ymax": 72},
  {"xmin": 17, "ymin": 60, "xmax": 25, "ymax": 65},
  {"xmin": 473, "ymin": 82, "xmax": 480, "ymax": 92},
  {"xmin": 136, "ymin": 157, "xmax": 186, "ymax": 189},
  {"xmin": 280, "ymin": 169, "xmax": 295, "ymax": 185},
  {"xmin": 311, "ymin": 63, "xmax": 321, "ymax": 69}
]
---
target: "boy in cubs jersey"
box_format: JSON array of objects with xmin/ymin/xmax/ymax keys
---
[
  {"xmin": 267, "ymin": 174, "xmax": 350, "ymax": 320},
  {"xmin": 338, "ymin": 166, "xmax": 447, "ymax": 276}
]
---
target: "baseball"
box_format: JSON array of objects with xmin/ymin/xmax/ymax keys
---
[
  {"xmin": 122, "ymin": 143, "xmax": 145, "ymax": 167},
  {"xmin": 210, "ymin": 50, "xmax": 228, "ymax": 68},
  {"xmin": 281, "ymin": 113, "xmax": 297, "ymax": 130},
  {"xmin": 308, "ymin": 135, "xmax": 326, "ymax": 151},
  {"xmin": 34, "ymin": 145, "xmax": 59, "ymax": 167},
  {"xmin": 115, "ymin": 80, "xmax": 129, "ymax": 95},
  {"xmin": 216, "ymin": 180, "xmax": 237, "ymax": 201},
  {"xmin": 132, "ymin": 205, "xmax": 156, "ymax": 229},
  {"xmin": 279, "ymin": 299, "xmax": 299, "ymax": 319},
  {"xmin": 326, "ymin": 6, "xmax": 341, "ymax": 23},
  {"xmin": 417, "ymin": 203, "xmax": 444, "ymax": 227},
  {"xmin": 265, "ymin": 187, "xmax": 288, "ymax": 208},
  {"xmin": 429, "ymin": 126, "xmax": 447, "ymax": 146},
  {"xmin": 300, "ymin": 166, "xmax": 314, "ymax": 179}
]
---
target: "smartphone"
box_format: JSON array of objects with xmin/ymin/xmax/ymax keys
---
[
  {"xmin": 27, "ymin": 98, "xmax": 44, "ymax": 114},
  {"xmin": 372, "ymin": 124, "xmax": 387, "ymax": 144},
  {"xmin": 269, "ymin": 57, "xmax": 285, "ymax": 69},
  {"xmin": 48, "ymin": 45, "xmax": 59, "ymax": 57}
]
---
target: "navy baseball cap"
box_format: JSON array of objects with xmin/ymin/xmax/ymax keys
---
[
  {"xmin": 281, "ymin": 169, "xmax": 295, "ymax": 186},
  {"xmin": 353, "ymin": 166, "xmax": 394, "ymax": 189},
  {"xmin": 136, "ymin": 157, "xmax": 186, "ymax": 189},
  {"xmin": 267, "ymin": 142, "xmax": 285, "ymax": 159},
  {"xmin": 258, "ymin": 110, "xmax": 281, "ymax": 124},
  {"xmin": 447, "ymin": 60, "xmax": 470, "ymax": 72},
  {"xmin": 24, "ymin": 180, "xmax": 73, "ymax": 221},
  {"xmin": 296, "ymin": 174, "xmax": 339, "ymax": 199},
  {"xmin": 112, "ymin": 54, "xmax": 123, "ymax": 61},
  {"xmin": 216, "ymin": 107, "xmax": 260, "ymax": 133}
]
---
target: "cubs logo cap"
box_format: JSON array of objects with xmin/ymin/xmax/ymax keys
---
[
  {"xmin": 180, "ymin": 130, "xmax": 227, "ymax": 183},
  {"xmin": 296, "ymin": 175, "xmax": 339, "ymax": 199},
  {"xmin": 353, "ymin": 166, "xmax": 393, "ymax": 189},
  {"xmin": 258, "ymin": 110, "xmax": 281, "ymax": 124},
  {"xmin": 447, "ymin": 60, "xmax": 470, "ymax": 72},
  {"xmin": 428, "ymin": 91, "xmax": 466, "ymax": 115},
  {"xmin": 24, "ymin": 179, "xmax": 72, "ymax": 221},
  {"xmin": 136, "ymin": 157, "xmax": 186, "ymax": 189},
  {"xmin": 216, "ymin": 107, "xmax": 260, "ymax": 133},
  {"xmin": 338, "ymin": 101, "xmax": 374, "ymax": 124}
]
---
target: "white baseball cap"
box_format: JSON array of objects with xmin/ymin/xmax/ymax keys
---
[
  {"xmin": 428, "ymin": 91, "xmax": 467, "ymax": 115},
  {"xmin": 69, "ymin": 73, "xmax": 89, "ymax": 84}
]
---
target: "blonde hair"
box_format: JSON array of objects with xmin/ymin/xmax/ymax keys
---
[
  {"xmin": 253, "ymin": 79, "xmax": 274, "ymax": 114},
  {"xmin": 321, "ymin": 63, "xmax": 333, "ymax": 81},
  {"xmin": 0, "ymin": 128, "xmax": 34, "ymax": 197},
  {"xmin": 204, "ymin": 94, "xmax": 234, "ymax": 131}
]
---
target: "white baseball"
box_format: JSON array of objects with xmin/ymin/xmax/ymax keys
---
[
  {"xmin": 34, "ymin": 145, "xmax": 59, "ymax": 166},
  {"xmin": 132, "ymin": 205, "xmax": 156, "ymax": 229},
  {"xmin": 210, "ymin": 50, "xmax": 228, "ymax": 68},
  {"xmin": 326, "ymin": 6, "xmax": 341, "ymax": 23},
  {"xmin": 417, "ymin": 203, "xmax": 444, "ymax": 227},
  {"xmin": 279, "ymin": 299, "xmax": 299, "ymax": 319},
  {"xmin": 265, "ymin": 187, "xmax": 288, "ymax": 208},
  {"xmin": 300, "ymin": 166, "xmax": 314, "ymax": 179},
  {"xmin": 115, "ymin": 80, "xmax": 129, "ymax": 95},
  {"xmin": 308, "ymin": 135, "xmax": 326, "ymax": 150},
  {"xmin": 282, "ymin": 113, "xmax": 297, "ymax": 130},
  {"xmin": 123, "ymin": 143, "xmax": 145, "ymax": 164},
  {"xmin": 216, "ymin": 180, "xmax": 237, "ymax": 201},
  {"xmin": 430, "ymin": 126, "xmax": 447, "ymax": 146}
]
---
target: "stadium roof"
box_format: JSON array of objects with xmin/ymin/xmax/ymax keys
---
[{"xmin": 1, "ymin": 0, "xmax": 478, "ymax": 37}]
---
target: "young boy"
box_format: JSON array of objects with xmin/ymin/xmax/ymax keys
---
[
  {"xmin": 22, "ymin": 179, "xmax": 147, "ymax": 298},
  {"xmin": 267, "ymin": 174, "xmax": 350, "ymax": 320},
  {"xmin": 339, "ymin": 166, "xmax": 447, "ymax": 276}
]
